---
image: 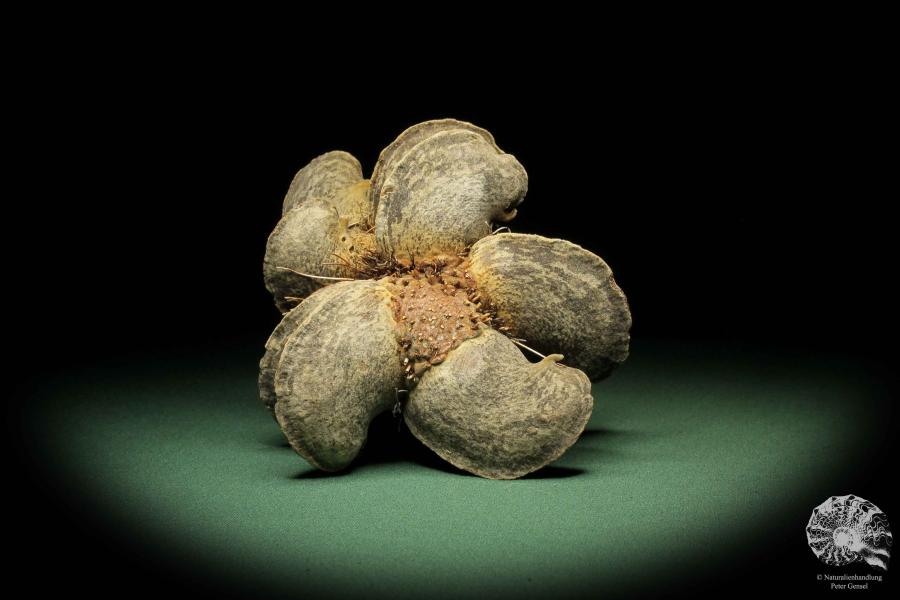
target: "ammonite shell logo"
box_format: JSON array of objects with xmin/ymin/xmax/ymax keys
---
[{"xmin": 807, "ymin": 494, "xmax": 893, "ymax": 571}]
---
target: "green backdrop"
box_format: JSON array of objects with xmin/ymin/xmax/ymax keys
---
[{"xmin": 26, "ymin": 341, "xmax": 888, "ymax": 598}]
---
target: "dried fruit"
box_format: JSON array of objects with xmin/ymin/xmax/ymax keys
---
[
  {"xmin": 259, "ymin": 119, "xmax": 632, "ymax": 479},
  {"xmin": 371, "ymin": 120, "xmax": 527, "ymax": 258}
]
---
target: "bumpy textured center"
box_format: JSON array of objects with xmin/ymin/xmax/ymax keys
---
[{"xmin": 384, "ymin": 257, "xmax": 493, "ymax": 385}]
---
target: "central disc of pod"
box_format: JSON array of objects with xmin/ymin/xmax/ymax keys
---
[{"xmin": 382, "ymin": 256, "xmax": 489, "ymax": 382}]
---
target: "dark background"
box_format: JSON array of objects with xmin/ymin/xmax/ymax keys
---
[{"xmin": 10, "ymin": 31, "xmax": 896, "ymax": 599}]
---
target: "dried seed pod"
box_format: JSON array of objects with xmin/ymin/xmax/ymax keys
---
[
  {"xmin": 468, "ymin": 233, "xmax": 631, "ymax": 380},
  {"xmin": 373, "ymin": 120, "xmax": 527, "ymax": 258},
  {"xmin": 282, "ymin": 150, "xmax": 363, "ymax": 215},
  {"xmin": 258, "ymin": 305, "xmax": 307, "ymax": 417},
  {"xmin": 274, "ymin": 280, "xmax": 403, "ymax": 471},
  {"xmin": 258, "ymin": 283, "xmax": 356, "ymax": 417},
  {"xmin": 264, "ymin": 187, "xmax": 375, "ymax": 313},
  {"xmin": 370, "ymin": 119, "xmax": 496, "ymax": 213},
  {"xmin": 335, "ymin": 179, "xmax": 376, "ymax": 235},
  {"xmin": 260, "ymin": 120, "xmax": 632, "ymax": 479},
  {"xmin": 404, "ymin": 329, "xmax": 593, "ymax": 479},
  {"xmin": 263, "ymin": 199, "xmax": 347, "ymax": 313}
]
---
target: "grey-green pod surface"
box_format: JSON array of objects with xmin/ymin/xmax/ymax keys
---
[
  {"xmin": 282, "ymin": 150, "xmax": 363, "ymax": 215},
  {"xmin": 258, "ymin": 282, "xmax": 364, "ymax": 418},
  {"xmin": 404, "ymin": 329, "xmax": 593, "ymax": 479},
  {"xmin": 273, "ymin": 281, "xmax": 403, "ymax": 471},
  {"xmin": 468, "ymin": 233, "xmax": 631, "ymax": 380},
  {"xmin": 371, "ymin": 119, "xmax": 527, "ymax": 259},
  {"xmin": 264, "ymin": 151, "xmax": 374, "ymax": 313}
]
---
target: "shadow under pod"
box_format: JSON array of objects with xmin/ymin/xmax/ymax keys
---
[
  {"xmin": 520, "ymin": 466, "xmax": 585, "ymax": 479},
  {"xmin": 262, "ymin": 432, "xmax": 291, "ymax": 449},
  {"xmin": 294, "ymin": 468, "xmax": 348, "ymax": 479},
  {"xmin": 579, "ymin": 427, "xmax": 651, "ymax": 439}
]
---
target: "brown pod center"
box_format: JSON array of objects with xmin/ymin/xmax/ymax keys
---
[{"xmin": 384, "ymin": 256, "xmax": 496, "ymax": 385}]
